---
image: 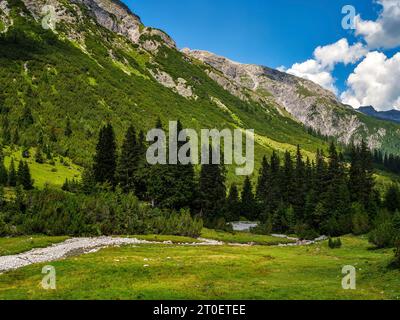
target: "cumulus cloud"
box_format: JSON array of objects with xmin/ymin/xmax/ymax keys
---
[
  {"xmin": 341, "ymin": 51, "xmax": 400, "ymax": 111},
  {"xmin": 355, "ymin": 0, "xmax": 400, "ymax": 49},
  {"xmin": 285, "ymin": 39, "xmax": 366, "ymax": 94},
  {"xmin": 286, "ymin": 59, "xmax": 337, "ymax": 94},
  {"xmin": 314, "ymin": 39, "xmax": 368, "ymax": 70}
]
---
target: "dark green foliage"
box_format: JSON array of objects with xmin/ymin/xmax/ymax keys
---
[
  {"xmin": 394, "ymin": 240, "xmax": 400, "ymax": 268},
  {"xmin": 198, "ymin": 146, "xmax": 226, "ymax": 222},
  {"xmin": 351, "ymin": 202, "xmax": 370, "ymax": 235},
  {"xmin": 240, "ymin": 176, "xmax": 256, "ymax": 220},
  {"xmin": 93, "ymin": 124, "xmax": 117, "ymax": 185},
  {"xmin": 0, "ymin": 154, "xmax": 8, "ymax": 186},
  {"xmin": 328, "ymin": 237, "xmax": 342, "ymax": 249},
  {"xmin": 369, "ymin": 210, "xmax": 399, "ymax": 248},
  {"xmin": 62, "ymin": 178, "xmax": 81, "ymax": 193},
  {"xmin": 255, "ymin": 143, "xmax": 375, "ymax": 236},
  {"xmin": 0, "ymin": 188, "xmax": 203, "ymax": 237},
  {"xmin": 384, "ymin": 184, "xmax": 400, "ymax": 213},
  {"xmin": 81, "ymin": 167, "xmax": 96, "ymax": 195},
  {"xmin": 17, "ymin": 160, "xmax": 33, "ymax": 190},
  {"xmin": 226, "ymin": 184, "xmax": 240, "ymax": 222},
  {"xmin": 35, "ymin": 147, "xmax": 44, "ymax": 164},
  {"xmin": 19, "ymin": 106, "xmax": 34, "ymax": 127},
  {"xmin": 7, "ymin": 158, "xmax": 16, "ymax": 187},
  {"xmin": 116, "ymin": 125, "xmax": 139, "ymax": 193},
  {"xmin": 146, "ymin": 119, "xmax": 195, "ymax": 210},
  {"xmin": 65, "ymin": 118, "xmax": 73, "ymax": 137}
]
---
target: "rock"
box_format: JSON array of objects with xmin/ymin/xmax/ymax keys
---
[{"xmin": 182, "ymin": 49, "xmax": 388, "ymax": 150}]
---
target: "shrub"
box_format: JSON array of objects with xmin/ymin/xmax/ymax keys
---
[
  {"xmin": 394, "ymin": 241, "xmax": 400, "ymax": 268},
  {"xmin": 369, "ymin": 209, "xmax": 398, "ymax": 248},
  {"xmin": 328, "ymin": 237, "xmax": 342, "ymax": 249},
  {"xmin": 369, "ymin": 222, "xmax": 396, "ymax": 248},
  {"xmin": 0, "ymin": 188, "xmax": 204, "ymax": 238},
  {"xmin": 351, "ymin": 203, "xmax": 370, "ymax": 235},
  {"xmin": 295, "ymin": 223, "xmax": 318, "ymax": 240}
]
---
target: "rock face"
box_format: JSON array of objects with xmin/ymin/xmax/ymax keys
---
[
  {"xmin": 182, "ymin": 49, "xmax": 380, "ymax": 147},
  {"xmin": 0, "ymin": 0, "xmax": 13, "ymax": 33},
  {"xmin": 20, "ymin": 0, "xmax": 175, "ymax": 49}
]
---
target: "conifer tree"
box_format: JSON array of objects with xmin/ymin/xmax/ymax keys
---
[
  {"xmin": 81, "ymin": 167, "xmax": 96, "ymax": 195},
  {"xmin": 35, "ymin": 147, "xmax": 44, "ymax": 164},
  {"xmin": 256, "ymin": 156, "xmax": 269, "ymax": 203},
  {"xmin": 17, "ymin": 160, "xmax": 33, "ymax": 190},
  {"xmin": 0, "ymin": 155, "xmax": 7, "ymax": 186},
  {"xmin": 93, "ymin": 124, "xmax": 117, "ymax": 186},
  {"xmin": 65, "ymin": 118, "xmax": 73, "ymax": 137},
  {"xmin": 240, "ymin": 176, "xmax": 256, "ymax": 220},
  {"xmin": 7, "ymin": 159, "xmax": 16, "ymax": 187},
  {"xmin": 293, "ymin": 145, "xmax": 305, "ymax": 220},
  {"xmin": 133, "ymin": 130, "xmax": 148, "ymax": 200},
  {"xmin": 226, "ymin": 183, "xmax": 240, "ymax": 221},
  {"xmin": 384, "ymin": 184, "xmax": 400, "ymax": 213},
  {"xmin": 147, "ymin": 120, "xmax": 195, "ymax": 210},
  {"xmin": 198, "ymin": 145, "xmax": 226, "ymax": 221},
  {"xmin": 266, "ymin": 151, "xmax": 281, "ymax": 214},
  {"xmin": 282, "ymin": 151, "xmax": 294, "ymax": 204},
  {"xmin": 116, "ymin": 125, "xmax": 138, "ymax": 193}
]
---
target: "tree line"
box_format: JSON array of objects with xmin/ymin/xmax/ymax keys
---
[{"xmin": 79, "ymin": 120, "xmax": 399, "ymax": 238}]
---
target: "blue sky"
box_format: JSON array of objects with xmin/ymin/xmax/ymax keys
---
[{"xmin": 123, "ymin": 0, "xmax": 400, "ymax": 110}]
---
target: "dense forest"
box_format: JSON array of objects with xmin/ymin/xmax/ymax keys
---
[{"xmin": 0, "ymin": 119, "xmax": 399, "ymax": 261}]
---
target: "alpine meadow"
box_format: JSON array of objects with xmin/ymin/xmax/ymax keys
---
[{"xmin": 0, "ymin": 0, "xmax": 399, "ymax": 304}]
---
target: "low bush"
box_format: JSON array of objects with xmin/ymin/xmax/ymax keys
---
[
  {"xmin": 328, "ymin": 237, "xmax": 342, "ymax": 249},
  {"xmin": 1, "ymin": 188, "xmax": 203, "ymax": 238}
]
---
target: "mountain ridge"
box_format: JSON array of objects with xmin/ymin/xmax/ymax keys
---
[
  {"xmin": 1, "ymin": 0, "xmax": 400, "ymax": 167},
  {"xmin": 358, "ymin": 106, "xmax": 400, "ymax": 124}
]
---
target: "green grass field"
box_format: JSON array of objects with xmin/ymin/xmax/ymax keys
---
[
  {"xmin": 3, "ymin": 147, "xmax": 82, "ymax": 189},
  {"xmin": 0, "ymin": 235, "xmax": 398, "ymax": 300},
  {"xmin": 0, "ymin": 236, "xmax": 69, "ymax": 256},
  {"xmin": 201, "ymin": 229, "xmax": 296, "ymax": 245}
]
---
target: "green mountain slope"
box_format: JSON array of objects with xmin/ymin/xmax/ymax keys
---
[{"xmin": 0, "ymin": 0, "xmax": 398, "ymax": 186}]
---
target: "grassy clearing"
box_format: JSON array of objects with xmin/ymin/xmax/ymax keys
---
[
  {"xmin": 201, "ymin": 228, "xmax": 296, "ymax": 245},
  {"xmin": 0, "ymin": 236, "xmax": 69, "ymax": 257},
  {"xmin": 3, "ymin": 147, "xmax": 82, "ymax": 189},
  {"xmin": 0, "ymin": 235, "xmax": 398, "ymax": 300}
]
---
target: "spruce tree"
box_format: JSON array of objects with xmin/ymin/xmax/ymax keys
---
[
  {"xmin": 133, "ymin": 130, "xmax": 148, "ymax": 200},
  {"xmin": 147, "ymin": 120, "xmax": 195, "ymax": 210},
  {"xmin": 293, "ymin": 145, "xmax": 305, "ymax": 221},
  {"xmin": 384, "ymin": 184, "xmax": 400, "ymax": 213},
  {"xmin": 171, "ymin": 120, "xmax": 196, "ymax": 209},
  {"xmin": 0, "ymin": 155, "xmax": 7, "ymax": 186},
  {"xmin": 17, "ymin": 160, "xmax": 33, "ymax": 190},
  {"xmin": 282, "ymin": 151, "xmax": 294, "ymax": 204},
  {"xmin": 7, "ymin": 159, "xmax": 16, "ymax": 187},
  {"xmin": 116, "ymin": 125, "xmax": 138, "ymax": 193},
  {"xmin": 198, "ymin": 145, "xmax": 226, "ymax": 222},
  {"xmin": 93, "ymin": 124, "xmax": 117, "ymax": 186},
  {"xmin": 65, "ymin": 118, "xmax": 73, "ymax": 137},
  {"xmin": 267, "ymin": 151, "xmax": 281, "ymax": 214},
  {"xmin": 226, "ymin": 183, "xmax": 240, "ymax": 221},
  {"xmin": 240, "ymin": 176, "xmax": 256, "ymax": 220},
  {"xmin": 256, "ymin": 156, "xmax": 269, "ymax": 203}
]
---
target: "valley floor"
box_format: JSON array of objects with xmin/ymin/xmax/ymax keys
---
[{"xmin": 0, "ymin": 234, "xmax": 398, "ymax": 300}]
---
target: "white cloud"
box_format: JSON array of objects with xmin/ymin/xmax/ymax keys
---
[
  {"xmin": 287, "ymin": 59, "xmax": 338, "ymax": 94},
  {"xmin": 355, "ymin": 0, "xmax": 400, "ymax": 49},
  {"xmin": 314, "ymin": 39, "xmax": 367, "ymax": 70},
  {"xmin": 285, "ymin": 39, "xmax": 366, "ymax": 94},
  {"xmin": 341, "ymin": 51, "xmax": 400, "ymax": 111}
]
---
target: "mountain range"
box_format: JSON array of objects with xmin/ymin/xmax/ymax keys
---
[
  {"xmin": 1, "ymin": 0, "xmax": 400, "ymax": 174},
  {"xmin": 358, "ymin": 106, "xmax": 400, "ymax": 124}
]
